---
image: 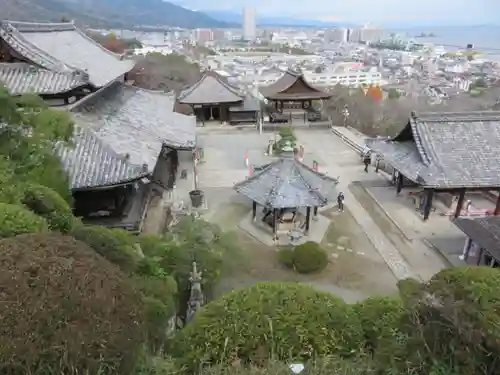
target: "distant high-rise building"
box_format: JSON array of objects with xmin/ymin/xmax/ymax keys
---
[
  {"xmin": 242, "ymin": 7, "xmax": 256, "ymax": 41},
  {"xmin": 326, "ymin": 28, "xmax": 348, "ymax": 43}
]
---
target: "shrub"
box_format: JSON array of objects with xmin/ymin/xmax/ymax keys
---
[
  {"xmin": 173, "ymin": 282, "xmax": 363, "ymax": 370},
  {"xmin": 22, "ymin": 183, "xmax": 75, "ymax": 233},
  {"xmin": 0, "ymin": 234, "xmax": 144, "ymax": 375},
  {"xmin": 279, "ymin": 242, "xmax": 328, "ymax": 274},
  {"xmin": 352, "ymin": 297, "xmax": 404, "ymax": 352},
  {"xmin": 414, "ymin": 268, "xmax": 500, "ymax": 374},
  {"xmin": 71, "ymin": 225, "xmax": 141, "ymax": 273},
  {"xmin": 0, "ymin": 202, "xmax": 48, "ymax": 237}
]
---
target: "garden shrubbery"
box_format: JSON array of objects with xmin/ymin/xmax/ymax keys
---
[
  {"xmin": 0, "ymin": 234, "xmax": 144, "ymax": 375},
  {"xmin": 278, "ymin": 241, "xmax": 328, "ymax": 273},
  {"xmin": 173, "ymin": 282, "xmax": 363, "ymax": 370},
  {"xmin": 0, "ymin": 202, "xmax": 48, "ymax": 237},
  {"xmin": 22, "ymin": 183, "xmax": 75, "ymax": 233}
]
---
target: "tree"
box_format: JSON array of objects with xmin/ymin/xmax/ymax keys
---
[
  {"xmin": 128, "ymin": 53, "xmax": 201, "ymax": 92},
  {"xmin": 314, "ymin": 66, "xmax": 323, "ymax": 73},
  {"xmin": 0, "ymin": 234, "xmax": 144, "ymax": 375},
  {"xmin": 387, "ymin": 88, "xmax": 401, "ymax": 100}
]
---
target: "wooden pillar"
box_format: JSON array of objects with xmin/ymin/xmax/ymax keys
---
[
  {"xmin": 252, "ymin": 201, "xmax": 257, "ymax": 221},
  {"xmin": 305, "ymin": 207, "xmax": 311, "ymax": 234},
  {"xmin": 476, "ymin": 247, "xmax": 484, "ymax": 266},
  {"xmin": 423, "ymin": 189, "xmax": 434, "ymax": 221},
  {"xmin": 454, "ymin": 188, "xmax": 466, "ymax": 218},
  {"xmin": 272, "ymin": 208, "xmax": 278, "ymax": 240},
  {"xmin": 375, "ymin": 157, "xmax": 380, "ymax": 173},
  {"xmin": 313, "ymin": 206, "xmax": 318, "ymax": 216},
  {"xmin": 494, "ymin": 192, "xmax": 500, "ymax": 216},
  {"xmin": 396, "ymin": 172, "xmax": 404, "ymax": 195}
]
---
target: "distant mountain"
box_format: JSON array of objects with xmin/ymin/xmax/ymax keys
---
[
  {"xmin": 0, "ymin": 0, "xmax": 230, "ymax": 29},
  {"xmin": 204, "ymin": 10, "xmax": 356, "ymax": 28}
]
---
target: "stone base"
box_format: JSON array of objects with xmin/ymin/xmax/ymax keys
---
[{"xmin": 238, "ymin": 211, "xmax": 330, "ymax": 247}]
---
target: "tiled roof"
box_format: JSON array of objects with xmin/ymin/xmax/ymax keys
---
[
  {"xmin": 56, "ymin": 125, "xmax": 148, "ymax": 189},
  {"xmin": 234, "ymin": 157, "xmax": 339, "ymax": 208},
  {"xmin": 259, "ymin": 69, "xmax": 331, "ymax": 101},
  {"xmin": 367, "ymin": 111, "xmax": 500, "ymax": 189},
  {"xmin": 71, "ymin": 83, "xmax": 196, "ymax": 171},
  {"xmin": 178, "ymin": 70, "xmax": 244, "ymax": 104},
  {"xmin": 454, "ymin": 216, "xmax": 500, "ymax": 261},
  {"xmin": 0, "ymin": 62, "xmax": 89, "ymax": 95},
  {"xmin": 0, "ymin": 21, "xmax": 134, "ymax": 87}
]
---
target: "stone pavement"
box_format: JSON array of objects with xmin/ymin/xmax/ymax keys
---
[{"xmin": 295, "ymin": 129, "xmax": 415, "ymax": 280}]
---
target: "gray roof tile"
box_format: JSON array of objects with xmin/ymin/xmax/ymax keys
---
[
  {"xmin": 178, "ymin": 71, "xmax": 244, "ymax": 104},
  {"xmin": 1, "ymin": 21, "xmax": 134, "ymax": 87},
  {"xmin": 259, "ymin": 69, "xmax": 331, "ymax": 100},
  {"xmin": 56, "ymin": 125, "xmax": 147, "ymax": 189},
  {"xmin": 71, "ymin": 83, "xmax": 196, "ymax": 171},
  {"xmin": 0, "ymin": 62, "xmax": 89, "ymax": 95},
  {"xmin": 367, "ymin": 111, "xmax": 500, "ymax": 188},
  {"xmin": 234, "ymin": 157, "xmax": 339, "ymax": 208}
]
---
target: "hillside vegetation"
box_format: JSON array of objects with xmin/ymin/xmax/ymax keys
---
[{"xmin": 0, "ymin": 0, "xmax": 229, "ymax": 29}]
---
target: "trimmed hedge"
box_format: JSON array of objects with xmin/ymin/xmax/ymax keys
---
[
  {"xmin": 278, "ymin": 242, "xmax": 328, "ymax": 274},
  {"xmin": 0, "ymin": 234, "xmax": 144, "ymax": 375},
  {"xmin": 0, "ymin": 202, "xmax": 48, "ymax": 238},
  {"xmin": 173, "ymin": 282, "xmax": 363, "ymax": 370},
  {"xmin": 22, "ymin": 183, "xmax": 75, "ymax": 233},
  {"xmin": 71, "ymin": 225, "xmax": 142, "ymax": 273}
]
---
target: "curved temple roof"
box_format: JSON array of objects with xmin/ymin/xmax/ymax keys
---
[
  {"xmin": 177, "ymin": 70, "xmax": 244, "ymax": 104},
  {"xmin": 0, "ymin": 21, "xmax": 134, "ymax": 87},
  {"xmin": 0, "ymin": 62, "xmax": 90, "ymax": 95},
  {"xmin": 259, "ymin": 69, "xmax": 332, "ymax": 101},
  {"xmin": 367, "ymin": 111, "xmax": 500, "ymax": 189},
  {"xmin": 234, "ymin": 157, "xmax": 339, "ymax": 208}
]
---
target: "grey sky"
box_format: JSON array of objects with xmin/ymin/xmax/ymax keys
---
[{"xmin": 174, "ymin": 0, "xmax": 497, "ymax": 25}]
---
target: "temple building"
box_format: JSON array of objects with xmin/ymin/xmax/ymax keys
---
[
  {"xmin": 259, "ymin": 69, "xmax": 332, "ymax": 124},
  {"xmin": 234, "ymin": 156, "xmax": 338, "ymax": 241},
  {"xmin": 0, "ymin": 20, "xmax": 134, "ymax": 104},
  {"xmin": 454, "ymin": 216, "xmax": 500, "ymax": 267},
  {"xmin": 0, "ymin": 20, "xmax": 197, "ymax": 230},
  {"xmin": 367, "ymin": 111, "xmax": 500, "ymax": 220},
  {"xmin": 177, "ymin": 70, "xmax": 260, "ymax": 125}
]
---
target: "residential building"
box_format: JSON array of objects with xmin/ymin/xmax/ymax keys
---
[{"xmin": 326, "ymin": 28, "xmax": 348, "ymax": 43}]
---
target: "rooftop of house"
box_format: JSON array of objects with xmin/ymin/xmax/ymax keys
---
[
  {"xmin": 366, "ymin": 111, "xmax": 500, "ymax": 189},
  {"xmin": 454, "ymin": 216, "xmax": 500, "ymax": 262},
  {"xmin": 0, "ymin": 21, "xmax": 134, "ymax": 87}
]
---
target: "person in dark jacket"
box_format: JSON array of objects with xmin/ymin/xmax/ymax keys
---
[
  {"xmin": 363, "ymin": 150, "xmax": 371, "ymax": 172},
  {"xmin": 337, "ymin": 192, "xmax": 345, "ymax": 212}
]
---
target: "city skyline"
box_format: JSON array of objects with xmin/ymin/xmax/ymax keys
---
[{"xmin": 171, "ymin": 0, "xmax": 499, "ymax": 26}]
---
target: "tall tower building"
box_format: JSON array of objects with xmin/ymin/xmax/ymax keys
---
[{"xmin": 242, "ymin": 7, "xmax": 256, "ymax": 41}]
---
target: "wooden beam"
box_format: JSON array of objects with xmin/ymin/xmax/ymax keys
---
[
  {"xmin": 305, "ymin": 207, "xmax": 311, "ymax": 233},
  {"xmin": 454, "ymin": 188, "xmax": 466, "ymax": 218},
  {"xmin": 396, "ymin": 173, "xmax": 404, "ymax": 195},
  {"xmin": 495, "ymin": 193, "xmax": 500, "ymax": 216},
  {"xmin": 423, "ymin": 189, "xmax": 434, "ymax": 221}
]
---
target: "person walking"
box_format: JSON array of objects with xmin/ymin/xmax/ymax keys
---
[
  {"xmin": 363, "ymin": 150, "xmax": 371, "ymax": 173},
  {"xmin": 337, "ymin": 192, "xmax": 345, "ymax": 212}
]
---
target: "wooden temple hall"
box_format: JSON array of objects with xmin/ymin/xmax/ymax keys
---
[
  {"xmin": 454, "ymin": 216, "xmax": 500, "ymax": 267},
  {"xmin": 234, "ymin": 156, "xmax": 338, "ymax": 241},
  {"xmin": 177, "ymin": 70, "xmax": 260, "ymax": 125},
  {"xmin": 259, "ymin": 69, "xmax": 332, "ymax": 124},
  {"xmin": 366, "ymin": 111, "xmax": 500, "ymax": 221}
]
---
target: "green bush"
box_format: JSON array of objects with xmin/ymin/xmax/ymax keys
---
[
  {"xmin": 279, "ymin": 242, "xmax": 328, "ymax": 274},
  {"xmin": 22, "ymin": 183, "xmax": 75, "ymax": 233},
  {"xmin": 0, "ymin": 234, "xmax": 144, "ymax": 375},
  {"xmin": 0, "ymin": 202, "xmax": 48, "ymax": 237},
  {"xmin": 173, "ymin": 282, "xmax": 363, "ymax": 370},
  {"xmin": 353, "ymin": 297, "xmax": 404, "ymax": 353},
  {"xmin": 71, "ymin": 225, "xmax": 141, "ymax": 272}
]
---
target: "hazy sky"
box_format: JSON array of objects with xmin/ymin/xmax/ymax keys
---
[{"xmin": 173, "ymin": 0, "xmax": 498, "ymax": 26}]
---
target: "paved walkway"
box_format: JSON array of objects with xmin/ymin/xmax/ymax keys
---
[{"xmin": 296, "ymin": 129, "xmax": 415, "ymax": 280}]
